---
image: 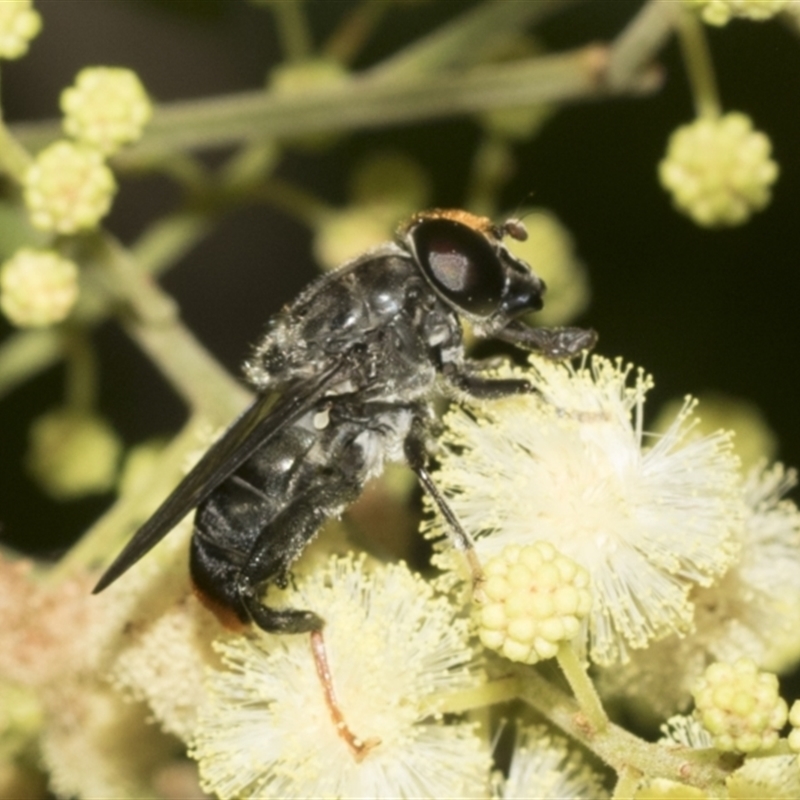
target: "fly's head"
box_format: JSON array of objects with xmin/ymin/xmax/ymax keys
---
[
  {"xmin": 400, "ymin": 209, "xmax": 596, "ymax": 359},
  {"xmin": 401, "ymin": 209, "xmax": 544, "ymax": 330}
]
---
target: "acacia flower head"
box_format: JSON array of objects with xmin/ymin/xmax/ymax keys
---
[
  {"xmin": 61, "ymin": 67, "xmax": 152, "ymax": 155},
  {"xmin": 0, "ymin": 248, "xmax": 79, "ymax": 327},
  {"xmin": 427, "ymin": 355, "xmax": 742, "ymax": 666},
  {"xmin": 191, "ymin": 555, "xmax": 491, "ymax": 799},
  {"xmin": 499, "ymin": 724, "xmax": 608, "ymax": 799},
  {"xmin": 0, "ymin": 0, "xmax": 41, "ymax": 60},
  {"xmin": 597, "ymin": 461, "xmax": 800, "ymax": 716},
  {"xmin": 24, "ymin": 140, "xmax": 117, "ymax": 234},
  {"xmin": 658, "ymin": 112, "xmax": 778, "ymax": 227},
  {"xmin": 692, "ymin": 658, "xmax": 788, "ymax": 753},
  {"xmin": 682, "ymin": 0, "xmax": 789, "ymax": 26}
]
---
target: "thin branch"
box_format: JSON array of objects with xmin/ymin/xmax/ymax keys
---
[{"xmin": 12, "ymin": 44, "xmax": 661, "ymax": 164}]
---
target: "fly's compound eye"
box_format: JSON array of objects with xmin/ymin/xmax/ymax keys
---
[{"xmin": 411, "ymin": 218, "xmax": 504, "ymax": 316}]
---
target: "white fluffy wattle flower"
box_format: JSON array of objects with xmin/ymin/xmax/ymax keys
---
[
  {"xmin": 190, "ymin": 555, "xmax": 491, "ymax": 800},
  {"xmin": 499, "ymin": 724, "xmax": 608, "ymax": 799},
  {"xmin": 427, "ymin": 356, "xmax": 742, "ymax": 666}
]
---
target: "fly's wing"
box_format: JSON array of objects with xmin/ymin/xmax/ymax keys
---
[{"xmin": 92, "ymin": 359, "xmax": 347, "ymax": 594}]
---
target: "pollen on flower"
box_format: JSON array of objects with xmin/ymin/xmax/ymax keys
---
[
  {"xmin": 61, "ymin": 67, "xmax": 152, "ymax": 155},
  {"xmin": 681, "ymin": 0, "xmax": 789, "ymax": 26},
  {"xmin": 634, "ymin": 778, "xmax": 710, "ymax": 799},
  {"xmin": 0, "ymin": 248, "xmax": 79, "ymax": 328},
  {"xmin": 190, "ymin": 555, "xmax": 491, "ymax": 800},
  {"xmin": 499, "ymin": 724, "xmax": 608, "ymax": 799},
  {"xmin": 24, "ymin": 140, "xmax": 117, "ymax": 234},
  {"xmin": 658, "ymin": 112, "xmax": 778, "ymax": 227},
  {"xmin": 0, "ymin": 0, "xmax": 42, "ymax": 60},
  {"xmin": 426, "ymin": 355, "xmax": 742, "ymax": 666},
  {"xmin": 692, "ymin": 658, "xmax": 788, "ymax": 753},
  {"xmin": 476, "ymin": 542, "xmax": 591, "ymax": 664}
]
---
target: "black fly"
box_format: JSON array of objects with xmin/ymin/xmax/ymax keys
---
[{"xmin": 93, "ymin": 209, "xmax": 596, "ymax": 635}]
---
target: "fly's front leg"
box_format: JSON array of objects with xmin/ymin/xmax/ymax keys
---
[
  {"xmin": 442, "ymin": 360, "xmax": 538, "ymax": 400},
  {"xmin": 404, "ymin": 414, "xmax": 485, "ymax": 597}
]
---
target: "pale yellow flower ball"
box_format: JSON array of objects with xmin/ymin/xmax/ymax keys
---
[
  {"xmin": 61, "ymin": 67, "xmax": 152, "ymax": 155},
  {"xmin": 682, "ymin": 0, "xmax": 789, "ymax": 26},
  {"xmin": 692, "ymin": 658, "xmax": 788, "ymax": 753},
  {"xmin": 24, "ymin": 141, "xmax": 117, "ymax": 234},
  {"xmin": 476, "ymin": 541, "xmax": 591, "ymax": 664},
  {"xmin": 658, "ymin": 113, "xmax": 778, "ymax": 227},
  {"xmin": 26, "ymin": 410, "xmax": 122, "ymax": 499},
  {"xmin": 0, "ymin": 0, "xmax": 42, "ymax": 60},
  {"xmin": 0, "ymin": 248, "xmax": 79, "ymax": 327}
]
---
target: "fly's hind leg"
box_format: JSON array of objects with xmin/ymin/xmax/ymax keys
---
[{"xmin": 404, "ymin": 414, "xmax": 485, "ymax": 597}]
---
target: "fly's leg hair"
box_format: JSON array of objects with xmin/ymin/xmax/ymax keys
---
[
  {"xmin": 443, "ymin": 360, "xmax": 537, "ymax": 399},
  {"xmin": 404, "ymin": 414, "xmax": 485, "ymax": 596}
]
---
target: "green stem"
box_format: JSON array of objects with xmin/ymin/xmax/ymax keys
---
[
  {"xmin": 426, "ymin": 676, "xmax": 521, "ymax": 716},
  {"xmin": 675, "ymin": 7, "xmax": 721, "ymax": 119},
  {"xmin": 555, "ymin": 642, "xmax": 608, "ymax": 732},
  {"xmin": 612, "ymin": 765, "xmax": 643, "ymax": 800},
  {"xmin": 62, "ymin": 329, "xmax": 96, "ymax": 413},
  {"xmin": 13, "ymin": 45, "xmax": 660, "ymax": 164},
  {"xmin": 249, "ymin": 176, "xmax": 330, "ymax": 227},
  {"xmin": 323, "ymin": 0, "xmax": 392, "ymax": 66},
  {"xmin": 366, "ymin": 0, "xmax": 580, "ymax": 80},
  {"xmin": 269, "ymin": 0, "xmax": 314, "ymax": 62},
  {"xmin": 606, "ymin": 0, "xmax": 675, "ymax": 90},
  {"xmin": 79, "ymin": 233, "xmax": 250, "ymax": 422},
  {"xmin": 516, "ymin": 668, "xmax": 731, "ymax": 792},
  {"xmin": 0, "ymin": 329, "xmax": 61, "ymax": 401},
  {"xmin": 130, "ymin": 211, "xmax": 212, "ymax": 275}
]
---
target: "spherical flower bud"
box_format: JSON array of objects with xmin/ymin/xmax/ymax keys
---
[
  {"xmin": 312, "ymin": 205, "xmax": 398, "ymax": 271},
  {"xmin": 692, "ymin": 658, "xmax": 788, "ymax": 753},
  {"xmin": 476, "ymin": 541, "xmax": 591, "ymax": 664},
  {"xmin": 658, "ymin": 113, "xmax": 778, "ymax": 227},
  {"xmin": 61, "ymin": 67, "xmax": 152, "ymax": 155},
  {"xmin": 0, "ymin": 0, "xmax": 42, "ymax": 60},
  {"xmin": 0, "ymin": 248, "xmax": 79, "ymax": 327},
  {"xmin": 682, "ymin": 0, "xmax": 788, "ymax": 26},
  {"xmin": 26, "ymin": 409, "xmax": 122, "ymax": 499},
  {"xmin": 24, "ymin": 141, "xmax": 117, "ymax": 234}
]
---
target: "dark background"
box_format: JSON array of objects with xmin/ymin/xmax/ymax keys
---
[{"xmin": 1, "ymin": 0, "xmax": 799, "ymax": 579}]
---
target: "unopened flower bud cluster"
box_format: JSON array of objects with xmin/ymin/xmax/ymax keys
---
[
  {"xmin": 0, "ymin": 0, "xmax": 42, "ymax": 60},
  {"xmin": 23, "ymin": 67, "xmax": 151, "ymax": 235},
  {"xmin": 476, "ymin": 541, "xmax": 591, "ymax": 664},
  {"xmin": 659, "ymin": 112, "xmax": 778, "ymax": 227},
  {"xmin": 692, "ymin": 658, "xmax": 788, "ymax": 753},
  {"xmin": 682, "ymin": 0, "xmax": 789, "ymax": 26},
  {"xmin": 0, "ymin": 248, "xmax": 79, "ymax": 327}
]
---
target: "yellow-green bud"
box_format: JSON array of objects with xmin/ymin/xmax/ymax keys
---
[
  {"xmin": 312, "ymin": 205, "xmax": 398, "ymax": 271},
  {"xmin": 476, "ymin": 542, "xmax": 591, "ymax": 664},
  {"xmin": 692, "ymin": 658, "xmax": 788, "ymax": 753},
  {"xmin": 24, "ymin": 141, "xmax": 117, "ymax": 234},
  {"xmin": 658, "ymin": 113, "xmax": 778, "ymax": 227},
  {"xmin": 349, "ymin": 151, "xmax": 431, "ymax": 215},
  {"xmin": 0, "ymin": 248, "xmax": 79, "ymax": 327},
  {"xmin": 61, "ymin": 67, "xmax": 152, "ymax": 155},
  {"xmin": 26, "ymin": 410, "xmax": 122, "ymax": 499},
  {"xmin": 682, "ymin": 0, "xmax": 789, "ymax": 26},
  {"xmin": 0, "ymin": 0, "xmax": 42, "ymax": 60}
]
